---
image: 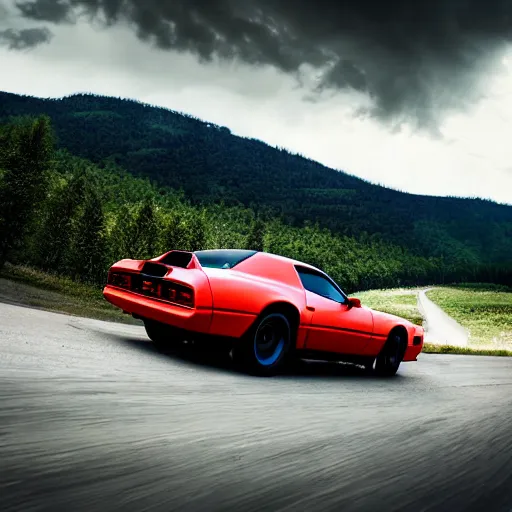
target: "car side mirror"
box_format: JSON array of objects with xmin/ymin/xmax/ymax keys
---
[{"xmin": 347, "ymin": 297, "xmax": 362, "ymax": 309}]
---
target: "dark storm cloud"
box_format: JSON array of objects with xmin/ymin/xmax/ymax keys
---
[
  {"xmin": 16, "ymin": 0, "xmax": 74, "ymax": 22},
  {"xmin": 0, "ymin": 26, "xmax": 52, "ymax": 49},
  {"xmin": 11, "ymin": 0, "xmax": 512, "ymax": 127}
]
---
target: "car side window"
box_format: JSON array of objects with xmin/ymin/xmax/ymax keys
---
[{"xmin": 296, "ymin": 267, "xmax": 347, "ymax": 304}]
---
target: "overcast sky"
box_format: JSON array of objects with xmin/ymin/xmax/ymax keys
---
[{"xmin": 1, "ymin": 0, "xmax": 512, "ymax": 205}]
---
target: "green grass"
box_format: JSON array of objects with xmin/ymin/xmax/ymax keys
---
[
  {"xmin": 0, "ymin": 263, "xmax": 136, "ymax": 324},
  {"xmin": 426, "ymin": 286, "xmax": 512, "ymax": 348},
  {"xmin": 357, "ymin": 285, "xmax": 512, "ymax": 356},
  {"xmin": 422, "ymin": 343, "xmax": 512, "ymax": 357},
  {"xmin": 355, "ymin": 288, "xmax": 423, "ymax": 325}
]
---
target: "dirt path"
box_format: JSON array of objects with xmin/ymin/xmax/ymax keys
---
[{"xmin": 418, "ymin": 288, "xmax": 469, "ymax": 347}]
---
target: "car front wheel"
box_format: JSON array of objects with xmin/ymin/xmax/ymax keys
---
[{"xmin": 374, "ymin": 331, "xmax": 407, "ymax": 377}]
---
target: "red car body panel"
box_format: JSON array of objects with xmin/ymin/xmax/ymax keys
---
[
  {"xmin": 104, "ymin": 254, "xmax": 215, "ymax": 333},
  {"xmin": 303, "ymin": 291, "xmax": 376, "ymax": 355},
  {"xmin": 370, "ymin": 309, "xmax": 423, "ymax": 362},
  {"xmin": 203, "ymin": 253, "xmax": 308, "ymax": 338},
  {"xmin": 103, "ymin": 250, "xmax": 424, "ymax": 362}
]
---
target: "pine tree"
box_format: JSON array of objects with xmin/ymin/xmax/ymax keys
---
[
  {"xmin": 0, "ymin": 116, "xmax": 54, "ymax": 267},
  {"xmin": 162, "ymin": 212, "xmax": 189, "ymax": 252},
  {"xmin": 107, "ymin": 199, "xmax": 159, "ymax": 261},
  {"xmin": 185, "ymin": 212, "xmax": 208, "ymax": 251},
  {"xmin": 246, "ymin": 218, "xmax": 266, "ymax": 252},
  {"xmin": 108, "ymin": 203, "xmax": 137, "ymax": 261},
  {"xmin": 68, "ymin": 187, "xmax": 107, "ymax": 284},
  {"xmin": 34, "ymin": 170, "xmax": 86, "ymax": 271},
  {"xmin": 132, "ymin": 198, "xmax": 158, "ymax": 259}
]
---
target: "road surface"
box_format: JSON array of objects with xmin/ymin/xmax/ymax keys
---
[
  {"xmin": 418, "ymin": 289, "xmax": 469, "ymax": 347},
  {"xmin": 1, "ymin": 302, "xmax": 512, "ymax": 512}
]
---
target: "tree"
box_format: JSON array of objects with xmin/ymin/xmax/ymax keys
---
[
  {"xmin": 0, "ymin": 116, "xmax": 54, "ymax": 267},
  {"xmin": 185, "ymin": 211, "xmax": 208, "ymax": 251},
  {"xmin": 107, "ymin": 198, "xmax": 159, "ymax": 261},
  {"xmin": 131, "ymin": 198, "xmax": 158, "ymax": 259},
  {"xmin": 108, "ymin": 203, "xmax": 137, "ymax": 262},
  {"xmin": 67, "ymin": 187, "xmax": 107, "ymax": 284},
  {"xmin": 245, "ymin": 218, "xmax": 266, "ymax": 252},
  {"xmin": 33, "ymin": 170, "xmax": 86, "ymax": 271},
  {"xmin": 162, "ymin": 212, "xmax": 189, "ymax": 252}
]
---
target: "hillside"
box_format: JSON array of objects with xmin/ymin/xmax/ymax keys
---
[
  {"xmin": 1, "ymin": 91, "xmax": 512, "ymax": 272},
  {"xmin": 0, "ymin": 115, "xmax": 452, "ymax": 292}
]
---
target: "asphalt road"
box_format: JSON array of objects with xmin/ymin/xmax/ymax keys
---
[
  {"xmin": 1, "ymin": 302, "xmax": 512, "ymax": 512},
  {"xmin": 418, "ymin": 289, "xmax": 469, "ymax": 347}
]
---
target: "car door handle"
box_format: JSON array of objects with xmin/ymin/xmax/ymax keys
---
[{"xmin": 306, "ymin": 306, "xmax": 315, "ymax": 312}]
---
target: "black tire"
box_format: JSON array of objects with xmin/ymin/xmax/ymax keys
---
[
  {"xmin": 374, "ymin": 331, "xmax": 407, "ymax": 377},
  {"xmin": 232, "ymin": 312, "xmax": 293, "ymax": 376},
  {"xmin": 144, "ymin": 320, "xmax": 184, "ymax": 352},
  {"xmin": 363, "ymin": 357, "xmax": 376, "ymax": 374}
]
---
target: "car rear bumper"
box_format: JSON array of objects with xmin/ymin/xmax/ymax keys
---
[{"xmin": 103, "ymin": 285, "xmax": 212, "ymax": 333}]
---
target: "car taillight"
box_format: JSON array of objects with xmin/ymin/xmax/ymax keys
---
[
  {"xmin": 167, "ymin": 282, "xmax": 194, "ymax": 308},
  {"xmin": 108, "ymin": 272, "xmax": 132, "ymax": 289}
]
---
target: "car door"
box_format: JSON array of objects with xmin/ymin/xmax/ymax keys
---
[{"xmin": 297, "ymin": 267, "xmax": 374, "ymax": 355}]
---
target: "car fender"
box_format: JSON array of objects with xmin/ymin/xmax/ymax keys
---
[
  {"xmin": 204, "ymin": 268, "xmax": 307, "ymax": 339},
  {"xmin": 363, "ymin": 309, "xmax": 417, "ymax": 357}
]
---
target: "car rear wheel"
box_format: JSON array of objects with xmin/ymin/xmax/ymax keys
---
[
  {"xmin": 374, "ymin": 331, "xmax": 407, "ymax": 377},
  {"xmin": 144, "ymin": 320, "xmax": 184, "ymax": 352},
  {"xmin": 232, "ymin": 312, "xmax": 293, "ymax": 376}
]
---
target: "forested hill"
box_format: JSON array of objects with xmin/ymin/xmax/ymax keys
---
[{"xmin": 1, "ymin": 91, "xmax": 511, "ymax": 269}]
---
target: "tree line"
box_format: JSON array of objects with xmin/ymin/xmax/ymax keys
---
[
  {"xmin": 0, "ymin": 116, "xmax": 510, "ymax": 293},
  {"xmin": 2, "ymin": 91, "xmax": 511, "ymax": 273}
]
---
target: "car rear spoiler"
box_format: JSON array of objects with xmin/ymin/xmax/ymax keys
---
[
  {"xmin": 150, "ymin": 250, "xmax": 202, "ymax": 270},
  {"xmin": 109, "ymin": 251, "xmax": 202, "ymax": 277}
]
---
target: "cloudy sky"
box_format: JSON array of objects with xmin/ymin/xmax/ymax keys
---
[{"xmin": 1, "ymin": 0, "xmax": 512, "ymax": 205}]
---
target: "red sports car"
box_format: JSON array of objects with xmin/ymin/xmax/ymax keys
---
[{"xmin": 103, "ymin": 249, "xmax": 424, "ymax": 376}]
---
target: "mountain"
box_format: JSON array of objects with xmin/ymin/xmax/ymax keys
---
[{"xmin": 1, "ymin": 91, "xmax": 511, "ymax": 270}]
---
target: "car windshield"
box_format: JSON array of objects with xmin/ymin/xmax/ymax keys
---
[{"xmin": 194, "ymin": 250, "xmax": 257, "ymax": 269}]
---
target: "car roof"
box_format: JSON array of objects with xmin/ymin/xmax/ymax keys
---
[
  {"xmin": 194, "ymin": 249, "xmax": 345, "ymax": 292},
  {"xmin": 254, "ymin": 251, "xmax": 321, "ymax": 272},
  {"xmin": 194, "ymin": 249, "xmax": 323, "ymax": 273}
]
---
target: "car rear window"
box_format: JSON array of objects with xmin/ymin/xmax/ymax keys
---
[{"xmin": 194, "ymin": 250, "xmax": 257, "ymax": 269}]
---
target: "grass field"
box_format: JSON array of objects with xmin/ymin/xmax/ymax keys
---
[
  {"xmin": 426, "ymin": 286, "xmax": 512, "ymax": 349},
  {"xmin": 355, "ymin": 288, "xmax": 423, "ymax": 325},
  {"xmin": 0, "ymin": 264, "xmax": 136, "ymax": 324},
  {"xmin": 421, "ymin": 343, "xmax": 512, "ymax": 357},
  {"xmin": 357, "ymin": 285, "xmax": 512, "ymax": 355}
]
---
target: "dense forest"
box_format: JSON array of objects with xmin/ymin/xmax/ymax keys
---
[
  {"xmin": 0, "ymin": 97, "xmax": 511, "ymax": 291},
  {"xmin": 2, "ymin": 92, "xmax": 512, "ymax": 269}
]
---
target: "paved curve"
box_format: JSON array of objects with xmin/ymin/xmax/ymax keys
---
[
  {"xmin": 418, "ymin": 289, "xmax": 469, "ymax": 347},
  {"xmin": 1, "ymin": 302, "xmax": 512, "ymax": 512}
]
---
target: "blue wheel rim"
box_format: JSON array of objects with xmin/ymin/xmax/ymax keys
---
[{"xmin": 254, "ymin": 315, "xmax": 288, "ymax": 366}]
